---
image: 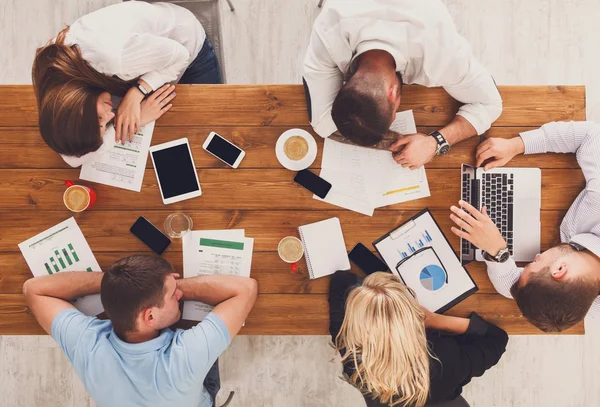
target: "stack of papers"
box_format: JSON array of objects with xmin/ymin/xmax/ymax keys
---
[
  {"xmin": 316, "ymin": 110, "xmax": 430, "ymax": 216},
  {"xmin": 18, "ymin": 217, "xmax": 104, "ymax": 316},
  {"xmin": 182, "ymin": 229, "xmax": 254, "ymax": 321}
]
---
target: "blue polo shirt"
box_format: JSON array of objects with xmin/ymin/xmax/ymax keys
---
[{"xmin": 51, "ymin": 308, "xmax": 231, "ymax": 407}]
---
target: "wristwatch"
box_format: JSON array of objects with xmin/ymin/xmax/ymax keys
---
[
  {"xmin": 483, "ymin": 247, "xmax": 511, "ymax": 263},
  {"xmin": 429, "ymin": 131, "xmax": 450, "ymax": 156},
  {"xmin": 135, "ymin": 83, "xmax": 150, "ymax": 97}
]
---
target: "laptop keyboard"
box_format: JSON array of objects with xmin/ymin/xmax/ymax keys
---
[
  {"xmin": 481, "ymin": 173, "xmax": 514, "ymax": 253},
  {"xmin": 461, "ymin": 173, "xmax": 473, "ymax": 256}
]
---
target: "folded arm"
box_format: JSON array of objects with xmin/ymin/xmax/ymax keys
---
[
  {"xmin": 22, "ymin": 272, "xmax": 103, "ymax": 334},
  {"xmin": 441, "ymin": 46, "xmax": 503, "ymax": 140},
  {"xmin": 177, "ymin": 274, "xmax": 258, "ymax": 340},
  {"xmin": 123, "ymin": 33, "xmax": 190, "ymax": 91},
  {"xmin": 302, "ymin": 31, "xmax": 343, "ymax": 138}
]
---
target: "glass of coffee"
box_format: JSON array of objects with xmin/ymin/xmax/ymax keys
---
[
  {"xmin": 164, "ymin": 213, "xmax": 193, "ymax": 238},
  {"xmin": 63, "ymin": 180, "xmax": 96, "ymax": 212},
  {"xmin": 278, "ymin": 236, "xmax": 304, "ymax": 273}
]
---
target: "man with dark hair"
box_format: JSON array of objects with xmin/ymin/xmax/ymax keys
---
[
  {"xmin": 449, "ymin": 121, "xmax": 600, "ymax": 332},
  {"xmin": 23, "ymin": 254, "xmax": 258, "ymax": 406},
  {"xmin": 303, "ymin": 0, "xmax": 503, "ymax": 169}
]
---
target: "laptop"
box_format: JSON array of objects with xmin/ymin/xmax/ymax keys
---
[{"xmin": 460, "ymin": 164, "xmax": 541, "ymax": 264}]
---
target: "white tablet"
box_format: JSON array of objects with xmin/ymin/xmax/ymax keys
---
[{"xmin": 149, "ymin": 138, "xmax": 202, "ymax": 204}]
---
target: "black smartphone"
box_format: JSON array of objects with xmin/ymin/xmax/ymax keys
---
[
  {"xmin": 349, "ymin": 243, "xmax": 389, "ymax": 275},
  {"xmin": 294, "ymin": 169, "xmax": 332, "ymax": 199},
  {"xmin": 130, "ymin": 217, "xmax": 172, "ymax": 255}
]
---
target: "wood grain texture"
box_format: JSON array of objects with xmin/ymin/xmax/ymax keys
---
[
  {"xmin": 0, "ymin": 209, "xmax": 566, "ymax": 253},
  {"xmin": 0, "ymin": 169, "xmax": 584, "ymax": 211},
  {"xmin": 0, "ymin": 126, "xmax": 580, "ymax": 170},
  {"xmin": 0, "ymin": 84, "xmax": 585, "ymax": 336},
  {"xmin": 0, "ymin": 252, "xmax": 503, "ymax": 295},
  {"xmin": 0, "ymin": 293, "xmax": 583, "ymax": 335},
  {"xmin": 0, "ymin": 85, "xmax": 585, "ymax": 127}
]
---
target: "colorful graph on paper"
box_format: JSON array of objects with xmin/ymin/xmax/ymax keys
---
[
  {"xmin": 18, "ymin": 217, "xmax": 103, "ymax": 315},
  {"xmin": 398, "ymin": 229, "xmax": 434, "ymax": 259}
]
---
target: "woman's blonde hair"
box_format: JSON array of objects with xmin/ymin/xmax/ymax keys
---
[{"xmin": 336, "ymin": 272, "xmax": 431, "ymax": 407}]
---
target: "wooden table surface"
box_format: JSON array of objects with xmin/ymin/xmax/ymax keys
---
[{"xmin": 0, "ymin": 84, "xmax": 586, "ymax": 335}]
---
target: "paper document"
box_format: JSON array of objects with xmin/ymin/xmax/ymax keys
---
[
  {"xmin": 389, "ymin": 110, "xmax": 417, "ymax": 135},
  {"xmin": 80, "ymin": 122, "xmax": 155, "ymax": 192},
  {"xmin": 18, "ymin": 217, "xmax": 103, "ymax": 316},
  {"xmin": 374, "ymin": 211, "xmax": 476, "ymax": 312},
  {"xmin": 182, "ymin": 230, "xmax": 253, "ymax": 321},
  {"xmin": 317, "ymin": 110, "xmax": 429, "ymax": 215}
]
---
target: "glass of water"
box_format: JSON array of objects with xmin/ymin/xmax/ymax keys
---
[{"xmin": 164, "ymin": 213, "xmax": 193, "ymax": 238}]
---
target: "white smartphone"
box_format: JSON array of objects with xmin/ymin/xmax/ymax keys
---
[
  {"xmin": 149, "ymin": 138, "xmax": 202, "ymax": 204},
  {"xmin": 203, "ymin": 131, "xmax": 246, "ymax": 168}
]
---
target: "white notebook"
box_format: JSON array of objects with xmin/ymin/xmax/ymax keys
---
[{"xmin": 298, "ymin": 217, "xmax": 350, "ymax": 279}]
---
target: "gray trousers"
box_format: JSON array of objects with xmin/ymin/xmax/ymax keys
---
[{"xmin": 203, "ymin": 359, "xmax": 221, "ymax": 407}]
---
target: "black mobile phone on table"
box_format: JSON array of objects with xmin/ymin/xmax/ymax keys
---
[
  {"xmin": 349, "ymin": 243, "xmax": 389, "ymax": 275},
  {"xmin": 130, "ymin": 217, "xmax": 171, "ymax": 255},
  {"xmin": 294, "ymin": 169, "xmax": 332, "ymax": 199}
]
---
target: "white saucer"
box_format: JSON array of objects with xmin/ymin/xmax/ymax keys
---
[{"xmin": 275, "ymin": 129, "xmax": 317, "ymax": 171}]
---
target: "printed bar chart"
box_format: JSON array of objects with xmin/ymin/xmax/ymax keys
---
[
  {"xmin": 43, "ymin": 243, "xmax": 82, "ymax": 275},
  {"xmin": 398, "ymin": 229, "xmax": 434, "ymax": 259}
]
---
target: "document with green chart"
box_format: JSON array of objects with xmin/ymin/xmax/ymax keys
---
[
  {"xmin": 182, "ymin": 229, "xmax": 254, "ymax": 321},
  {"xmin": 18, "ymin": 217, "xmax": 103, "ymax": 316}
]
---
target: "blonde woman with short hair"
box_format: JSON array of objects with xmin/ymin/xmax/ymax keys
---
[{"xmin": 329, "ymin": 271, "xmax": 508, "ymax": 407}]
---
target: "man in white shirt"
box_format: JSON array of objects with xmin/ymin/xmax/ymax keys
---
[
  {"xmin": 449, "ymin": 121, "xmax": 600, "ymax": 332},
  {"xmin": 303, "ymin": 0, "xmax": 503, "ymax": 169}
]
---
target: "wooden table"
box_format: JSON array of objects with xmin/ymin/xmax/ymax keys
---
[{"xmin": 0, "ymin": 84, "xmax": 586, "ymax": 335}]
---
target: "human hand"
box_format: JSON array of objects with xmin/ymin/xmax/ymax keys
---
[
  {"xmin": 140, "ymin": 84, "xmax": 176, "ymax": 126},
  {"xmin": 115, "ymin": 85, "xmax": 145, "ymax": 143},
  {"xmin": 450, "ymin": 200, "xmax": 507, "ymax": 256},
  {"xmin": 476, "ymin": 137, "xmax": 525, "ymax": 170},
  {"xmin": 389, "ymin": 133, "xmax": 437, "ymax": 169}
]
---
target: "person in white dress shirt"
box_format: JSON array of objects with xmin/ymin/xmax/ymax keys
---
[
  {"xmin": 449, "ymin": 121, "xmax": 600, "ymax": 332},
  {"xmin": 303, "ymin": 0, "xmax": 503, "ymax": 169},
  {"xmin": 32, "ymin": 1, "xmax": 221, "ymax": 167}
]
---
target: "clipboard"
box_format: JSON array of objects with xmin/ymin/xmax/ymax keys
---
[{"xmin": 372, "ymin": 209, "xmax": 478, "ymax": 313}]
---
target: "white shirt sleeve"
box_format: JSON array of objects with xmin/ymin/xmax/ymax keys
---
[
  {"xmin": 588, "ymin": 298, "xmax": 600, "ymax": 319},
  {"xmin": 485, "ymin": 257, "xmax": 522, "ymax": 299},
  {"xmin": 520, "ymin": 121, "xmax": 600, "ymax": 192},
  {"xmin": 302, "ymin": 31, "xmax": 343, "ymax": 138},
  {"xmin": 437, "ymin": 38, "xmax": 503, "ymax": 135},
  {"xmin": 122, "ymin": 33, "xmax": 191, "ymax": 91}
]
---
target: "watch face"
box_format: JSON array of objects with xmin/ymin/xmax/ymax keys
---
[
  {"xmin": 438, "ymin": 144, "xmax": 450, "ymax": 155},
  {"xmin": 499, "ymin": 250, "xmax": 510, "ymax": 262}
]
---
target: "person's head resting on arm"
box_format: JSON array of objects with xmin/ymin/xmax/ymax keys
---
[
  {"xmin": 336, "ymin": 272, "xmax": 431, "ymax": 407},
  {"xmin": 32, "ymin": 27, "xmax": 134, "ymax": 157},
  {"xmin": 511, "ymin": 243, "xmax": 600, "ymax": 332},
  {"xmin": 331, "ymin": 50, "xmax": 402, "ymax": 147},
  {"xmin": 101, "ymin": 255, "xmax": 183, "ymax": 342}
]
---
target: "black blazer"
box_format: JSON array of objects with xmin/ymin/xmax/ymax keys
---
[{"xmin": 329, "ymin": 271, "xmax": 509, "ymax": 407}]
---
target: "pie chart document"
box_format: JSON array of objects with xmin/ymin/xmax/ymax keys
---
[{"xmin": 374, "ymin": 210, "xmax": 478, "ymax": 313}]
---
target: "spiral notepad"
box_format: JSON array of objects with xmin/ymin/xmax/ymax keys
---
[{"xmin": 298, "ymin": 217, "xmax": 350, "ymax": 279}]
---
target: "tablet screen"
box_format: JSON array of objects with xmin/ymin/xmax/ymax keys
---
[{"xmin": 151, "ymin": 144, "xmax": 199, "ymax": 199}]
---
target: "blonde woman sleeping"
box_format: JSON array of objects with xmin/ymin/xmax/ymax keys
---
[{"xmin": 329, "ymin": 271, "xmax": 508, "ymax": 407}]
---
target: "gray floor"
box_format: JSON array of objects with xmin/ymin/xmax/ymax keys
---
[{"xmin": 1, "ymin": 0, "xmax": 600, "ymax": 406}]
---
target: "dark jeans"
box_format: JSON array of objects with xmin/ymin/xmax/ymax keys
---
[
  {"xmin": 180, "ymin": 38, "xmax": 223, "ymax": 84},
  {"xmin": 204, "ymin": 359, "xmax": 221, "ymax": 407}
]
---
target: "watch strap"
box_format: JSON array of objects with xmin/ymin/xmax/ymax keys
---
[
  {"xmin": 136, "ymin": 83, "xmax": 149, "ymax": 96},
  {"xmin": 429, "ymin": 131, "xmax": 446, "ymax": 146},
  {"xmin": 429, "ymin": 131, "xmax": 450, "ymax": 156},
  {"xmin": 483, "ymin": 247, "xmax": 510, "ymax": 263}
]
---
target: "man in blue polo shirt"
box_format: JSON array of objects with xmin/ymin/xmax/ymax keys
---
[{"xmin": 23, "ymin": 255, "xmax": 258, "ymax": 407}]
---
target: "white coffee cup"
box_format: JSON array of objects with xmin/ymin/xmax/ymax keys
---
[{"xmin": 278, "ymin": 236, "xmax": 304, "ymax": 273}]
